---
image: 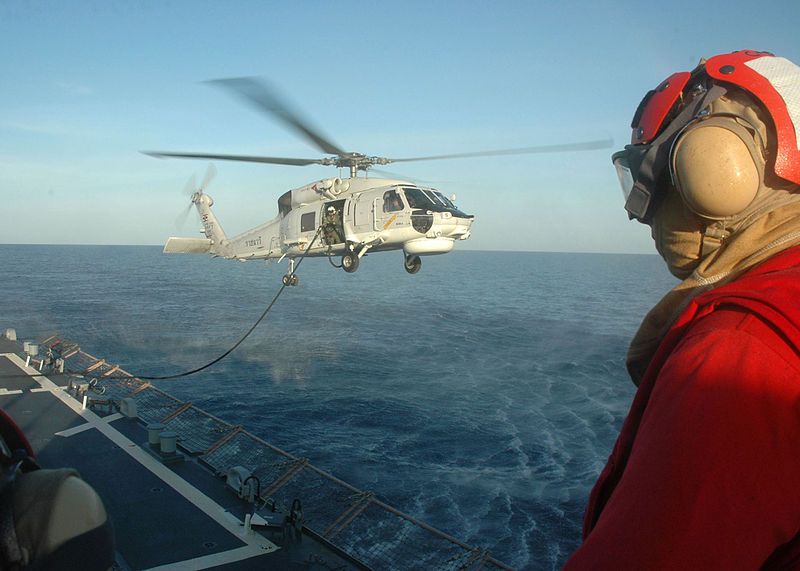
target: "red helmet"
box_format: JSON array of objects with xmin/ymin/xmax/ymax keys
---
[{"xmin": 614, "ymin": 50, "xmax": 800, "ymax": 222}]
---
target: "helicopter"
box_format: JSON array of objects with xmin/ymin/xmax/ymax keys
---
[{"xmin": 145, "ymin": 78, "xmax": 611, "ymax": 285}]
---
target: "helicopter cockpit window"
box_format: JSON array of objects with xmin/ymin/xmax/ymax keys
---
[
  {"xmin": 433, "ymin": 191, "xmax": 455, "ymax": 208},
  {"xmin": 403, "ymin": 187, "xmax": 434, "ymax": 210},
  {"xmin": 403, "ymin": 187, "xmax": 450, "ymax": 212},
  {"xmin": 403, "ymin": 186, "xmax": 471, "ymax": 218},
  {"xmin": 383, "ymin": 190, "xmax": 404, "ymax": 212}
]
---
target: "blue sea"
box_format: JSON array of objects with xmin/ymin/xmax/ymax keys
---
[{"xmin": 0, "ymin": 245, "xmax": 675, "ymax": 569}]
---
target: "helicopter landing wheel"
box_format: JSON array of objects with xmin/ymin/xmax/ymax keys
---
[
  {"xmin": 404, "ymin": 254, "xmax": 421, "ymax": 274},
  {"xmin": 282, "ymin": 274, "xmax": 299, "ymax": 286},
  {"xmin": 341, "ymin": 252, "xmax": 359, "ymax": 273}
]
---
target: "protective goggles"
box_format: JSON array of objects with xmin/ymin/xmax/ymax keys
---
[
  {"xmin": 613, "ymin": 76, "xmax": 726, "ymax": 224},
  {"xmin": 612, "ymin": 149, "xmax": 635, "ymax": 204},
  {"xmin": 612, "ymin": 145, "xmax": 655, "ymax": 223},
  {"xmin": 611, "ymin": 71, "xmax": 694, "ymax": 223}
]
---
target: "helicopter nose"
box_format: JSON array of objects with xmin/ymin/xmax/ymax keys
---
[{"xmin": 434, "ymin": 212, "xmax": 473, "ymax": 240}]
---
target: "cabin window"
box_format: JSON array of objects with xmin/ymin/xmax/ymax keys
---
[
  {"xmin": 383, "ymin": 189, "xmax": 404, "ymax": 212},
  {"xmin": 301, "ymin": 212, "xmax": 315, "ymax": 232}
]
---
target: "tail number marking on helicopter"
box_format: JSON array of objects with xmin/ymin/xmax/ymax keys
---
[
  {"xmin": 383, "ymin": 215, "xmax": 397, "ymax": 230},
  {"xmin": 201, "ymin": 214, "xmax": 214, "ymax": 235},
  {"xmin": 245, "ymin": 237, "xmax": 262, "ymax": 247}
]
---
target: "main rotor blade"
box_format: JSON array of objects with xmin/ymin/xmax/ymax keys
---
[
  {"xmin": 142, "ymin": 150, "xmax": 326, "ymax": 167},
  {"xmin": 206, "ymin": 77, "xmax": 347, "ymax": 157},
  {"xmin": 385, "ymin": 138, "xmax": 614, "ymax": 163}
]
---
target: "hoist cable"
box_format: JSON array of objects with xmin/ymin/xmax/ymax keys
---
[
  {"xmin": 326, "ymin": 246, "xmax": 343, "ymax": 268},
  {"xmin": 106, "ymin": 225, "xmax": 324, "ymax": 381},
  {"xmin": 0, "ymin": 227, "xmax": 325, "ymax": 384}
]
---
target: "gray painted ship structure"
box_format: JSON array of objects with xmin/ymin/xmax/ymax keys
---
[{"xmin": 0, "ymin": 329, "xmax": 514, "ymax": 570}]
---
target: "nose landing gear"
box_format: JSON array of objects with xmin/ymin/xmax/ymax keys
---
[{"xmin": 404, "ymin": 254, "xmax": 421, "ymax": 274}]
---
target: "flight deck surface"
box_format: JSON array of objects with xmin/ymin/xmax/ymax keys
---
[{"xmin": 0, "ymin": 332, "xmax": 513, "ymax": 570}]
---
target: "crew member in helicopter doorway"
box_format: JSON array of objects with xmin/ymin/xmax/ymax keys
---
[
  {"xmin": 323, "ymin": 205, "xmax": 344, "ymax": 245},
  {"xmin": 565, "ymin": 50, "xmax": 800, "ymax": 569}
]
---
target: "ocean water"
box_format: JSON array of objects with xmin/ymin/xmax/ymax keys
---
[{"xmin": 0, "ymin": 245, "xmax": 675, "ymax": 569}]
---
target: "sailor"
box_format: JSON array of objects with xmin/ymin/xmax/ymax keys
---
[
  {"xmin": 0, "ymin": 408, "xmax": 114, "ymax": 569},
  {"xmin": 383, "ymin": 190, "xmax": 403, "ymax": 212},
  {"xmin": 46, "ymin": 341, "xmax": 62, "ymax": 371},
  {"xmin": 565, "ymin": 51, "xmax": 800, "ymax": 569},
  {"xmin": 323, "ymin": 205, "xmax": 343, "ymax": 245}
]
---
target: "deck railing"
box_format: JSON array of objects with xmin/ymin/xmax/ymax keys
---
[{"xmin": 34, "ymin": 334, "xmax": 515, "ymax": 571}]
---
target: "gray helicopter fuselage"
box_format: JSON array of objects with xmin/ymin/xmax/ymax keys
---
[{"xmin": 164, "ymin": 176, "xmax": 473, "ymax": 273}]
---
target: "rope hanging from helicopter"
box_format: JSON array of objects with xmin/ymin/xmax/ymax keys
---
[
  {"xmin": 9, "ymin": 225, "xmax": 326, "ymax": 384},
  {"xmin": 0, "ymin": 77, "xmax": 615, "ymax": 384},
  {"xmin": 326, "ymin": 246, "xmax": 343, "ymax": 269},
  {"xmin": 125, "ymin": 225, "xmax": 324, "ymax": 381}
]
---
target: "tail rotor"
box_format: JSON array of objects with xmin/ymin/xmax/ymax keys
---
[
  {"xmin": 175, "ymin": 164, "xmax": 216, "ymax": 231},
  {"xmin": 198, "ymin": 162, "xmax": 217, "ymax": 194}
]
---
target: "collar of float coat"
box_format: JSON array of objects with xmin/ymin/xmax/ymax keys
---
[
  {"xmin": 628, "ymin": 201, "xmax": 800, "ymax": 385},
  {"xmin": 627, "ymin": 92, "xmax": 800, "ymax": 385}
]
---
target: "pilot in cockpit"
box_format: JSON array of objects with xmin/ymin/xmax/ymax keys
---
[{"xmin": 383, "ymin": 190, "xmax": 403, "ymax": 212}]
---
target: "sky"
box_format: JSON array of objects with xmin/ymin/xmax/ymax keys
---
[{"xmin": 1, "ymin": 0, "xmax": 799, "ymax": 254}]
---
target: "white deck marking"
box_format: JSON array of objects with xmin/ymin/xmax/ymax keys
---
[
  {"xmin": 142, "ymin": 544, "xmax": 276, "ymax": 571},
  {"xmin": 55, "ymin": 413, "xmax": 123, "ymax": 437},
  {"xmin": 2, "ymin": 353, "xmax": 279, "ymax": 568},
  {"xmin": 30, "ymin": 386, "xmax": 68, "ymax": 392}
]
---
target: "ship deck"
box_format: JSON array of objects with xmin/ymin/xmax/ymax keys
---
[{"xmin": 0, "ymin": 331, "xmax": 513, "ymax": 570}]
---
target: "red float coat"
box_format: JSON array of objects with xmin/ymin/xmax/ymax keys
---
[{"xmin": 565, "ymin": 245, "xmax": 800, "ymax": 570}]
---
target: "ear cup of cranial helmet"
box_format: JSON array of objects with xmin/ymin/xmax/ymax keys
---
[{"xmin": 671, "ymin": 120, "xmax": 761, "ymax": 219}]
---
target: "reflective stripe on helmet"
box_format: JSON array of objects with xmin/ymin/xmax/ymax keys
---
[{"xmin": 706, "ymin": 50, "xmax": 800, "ymax": 185}]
